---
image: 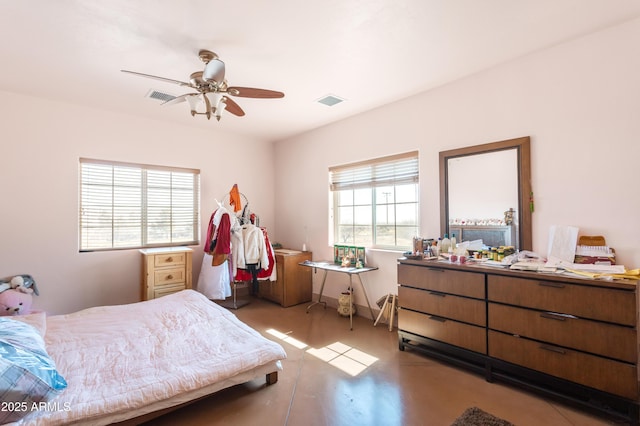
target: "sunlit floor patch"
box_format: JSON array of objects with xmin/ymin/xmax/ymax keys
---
[
  {"xmin": 308, "ymin": 342, "xmax": 378, "ymax": 376},
  {"xmin": 266, "ymin": 329, "xmax": 378, "ymax": 377},
  {"xmin": 266, "ymin": 328, "xmax": 309, "ymax": 349},
  {"xmin": 306, "ymin": 346, "xmax": 340, "ymax": 362}
]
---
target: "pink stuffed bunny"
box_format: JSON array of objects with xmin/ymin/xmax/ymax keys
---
[{"xmin": 0, "ymin": 288, "xmax": 33, "ymax": 315}]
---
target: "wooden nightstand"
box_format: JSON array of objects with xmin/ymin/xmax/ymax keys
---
[
  {"xmin": 258, "ymin": 249, "xmax": 312, "ymax": 307},
  {"xmin": 140, "ymin": 247, "xmax": 193, "ymax": 301}
]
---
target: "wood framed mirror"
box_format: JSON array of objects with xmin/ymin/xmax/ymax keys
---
[{"xmin": 439, "ymin": 136, "xmax": 532, "ymax": 251}]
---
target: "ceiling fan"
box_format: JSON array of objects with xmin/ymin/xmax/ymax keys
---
[{"xmin": 121, "ymin": 49, "xmax": 284, "ymax": 121}]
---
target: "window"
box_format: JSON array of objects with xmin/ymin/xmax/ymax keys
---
[
  {"xmin": 79, "ymin": 158, "xmax": 200, "ymax": 251},
  {"xmin": 329, "ymin": 151, "xmax": 419, "ymax": 250}
]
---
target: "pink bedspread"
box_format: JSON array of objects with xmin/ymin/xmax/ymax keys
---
[{"xmin": 17, "ymin": 290, "xmax": 286, "ymax": 425}]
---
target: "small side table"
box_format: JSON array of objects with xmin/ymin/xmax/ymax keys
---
[{"xmin": 300, "ymin": 260, "xmax": 378, "ymax": 330}]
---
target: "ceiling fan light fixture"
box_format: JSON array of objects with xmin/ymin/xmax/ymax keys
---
[
  {"xmin": 215, "ymin": 98, "xmax": 227, "ymax": 121},
  {"xmin": 203, "ymin": 59, "xmax": 226, "ymax": 84},
  {"xmin": 186, "ymin": 95, "xmax": 202, "ymax": 116},
  {"xmin": 204, "ymin": 92, "xmax": 222, "ymax": 106}
]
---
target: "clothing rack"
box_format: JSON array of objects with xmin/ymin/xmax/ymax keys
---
[
  {"xmin": 215, "ymin": 190, "xmax": 265, "ymax": 310},
  {"xmin": 216, "ymin": 191, "xmax": 259, "ymax": 227}
]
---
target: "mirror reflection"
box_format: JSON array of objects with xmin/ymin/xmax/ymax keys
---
[{"xmin": 439, "ymin": 137, "xmax": 532, "ymax": 251}]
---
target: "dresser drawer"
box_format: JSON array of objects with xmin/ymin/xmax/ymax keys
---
[
  {"xmin": 487, "ymin": 275, "xmax": 635, "ymax": 325},
  {"xmin": 400, "ymin": 286, "xmax": 486, "ymax": 326},
  {"xmin": 399, "ymin": 308, "xmax": 486, "ymax": 354},
  {"xmin": 154, "ymin": 284, "xmax": 186, "ymax": 299},
  {"xmin": 489, "ymin": 331, "xmax": 638, "ymax": 399},
  {"xmin": 488, "ymin": 303, "xmax": 636, "ymax": 363},
  {"xmin": 154, "ymin": 252, "xmax": 187, "ymax": 268},
  {"xmin": 398, "ymin": 264, "xmax": 485, "ymax": 298},
  {"xmin": 154, "ymin": 267, "xmax": 186, "ymax": 286},
  {"xmin": 141, "ymin": 248, "xmax": 192, "ymax": 301}
]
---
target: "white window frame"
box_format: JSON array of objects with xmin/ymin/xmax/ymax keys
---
[
  {"xmin": 79, "ymin": 158, "xmax": 200, "ymax": 252},
  {"xmin": 329, "ymin": 151, "xmax": 419, "ymax": 250}
]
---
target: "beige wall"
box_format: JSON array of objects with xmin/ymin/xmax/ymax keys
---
[
  {"xmin": 2, "ymin": 17, "xmax": 639, "ymax": 315},
  {"xmin": 273, "ymin": 17, "xmax": 640, "ymax": 308},
  {"xmin": 0, "ymin": 93, "xmax": 275, "ymax": 314}
]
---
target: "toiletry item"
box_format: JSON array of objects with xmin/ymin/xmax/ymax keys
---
[{"xmin": 441, "ymin": 234, "xmax": 450, "ymax": 254}]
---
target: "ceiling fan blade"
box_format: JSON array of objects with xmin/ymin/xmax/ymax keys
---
[
  {"xmin": 121, "ymin": 70, "xmax": 191, "ymax": 87},
  {"xmin": 223, "ymin": 96, "xmax": 245, "ymax": 117},
  {"xmin": 203, "ymin": 59, "xmax": 225, "ymax": 83},
  {"xmin": 161, "ymin": 93, "xmax": 198, "ymax": 105},
  {"xmin": 226, "ymin": 87, "xmax": 285, "ymax": 99}
]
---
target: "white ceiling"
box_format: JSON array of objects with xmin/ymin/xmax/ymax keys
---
[{"xmin": 2, "ymin": 1, "xmax": 640, "ymax": 142}]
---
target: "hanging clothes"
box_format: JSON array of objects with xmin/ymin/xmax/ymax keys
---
[
  {"xmin": 229, "ymin": 184, "xmax": 242, "ymax": 213},
  {"xmin": 242, "ymin": 223, "xmax": 269, "ymax": 268},
  {"xmin": 197, "ymin": 207, "xmax": 236, "ymax": 300},
  {"xmin": 234, "ymin": 226, "xmax": 277, "ymax": 283}
]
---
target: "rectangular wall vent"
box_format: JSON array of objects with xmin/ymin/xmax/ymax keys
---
[
  {"xmin": 146, "ymin": 90, "xmax": 176, "ymax": 103},
  {"xmin": 317, "ymin": 94, "xmax": 345, "ymax": 107}
]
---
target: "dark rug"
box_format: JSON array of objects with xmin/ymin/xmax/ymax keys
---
[{"xmin": 451, "ymin": 406, "xmax": 515, "ymax": 426}]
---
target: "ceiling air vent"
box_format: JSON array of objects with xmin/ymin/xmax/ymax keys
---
[
  {"xmin": 146, "ymin": 89, "xmax": 176, "ymax": 103},
  {"xmin": 316, "ymin": 94, "xmax": 345, "ymax": 107}
]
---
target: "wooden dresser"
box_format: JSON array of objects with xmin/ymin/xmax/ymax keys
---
[
  {"xmin": 140, "ymin": 247, "xmax": 193, "ymax": 301},
  {"xmin": 258, "ymin": 250, "xmax": 312, "ymax": 307},
  {"xmin": 397, "ymin": 258, "xmax": 639, "ymax": 422}
]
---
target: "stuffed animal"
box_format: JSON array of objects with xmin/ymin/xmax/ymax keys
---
[
  {"xmin": 0, "ymin": 274, "xmax": 39, "ymax": 315},
  {"xmin": 0, "ymin": 288, "xmax": 33, "ymax": 316},
  {"xmin": 5, "ymin": 274, "xmax": 39, "ymax": 295}
]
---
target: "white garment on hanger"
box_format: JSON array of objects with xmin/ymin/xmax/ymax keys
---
[
  {"xmin": 197, "ymin": 253, "xmax": 232, "ymax": 300},
  {"xmin": 242, "ymin": 223, "xmax": 269, "ymax": 269},
  {"xmin": 231, "ymin": 228, "xmax": 244, "ymax": 277}
]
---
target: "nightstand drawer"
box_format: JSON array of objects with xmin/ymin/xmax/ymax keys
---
[
  {"xmin": 489, "ymin": 330, "xmax": 638, "ymax": 399},
  {"xmin": 154, "ymin": 267, "xmax": 186, "ymax": 286},
  {"xmin": 400, "ymin": 286, "xmax": 485, "ymax": 326},
  {"xmin": 487, "ymin": 275, "xmax": 635, "ymax": 325},
  {"xmin": 398, "ymin": 264, "xmax": 485, "ymax": 298},
  {"xmin": 399, "ymin": 308, "xmax": 486, "ymax": 354},
  {"xmin": 141, "ymin": 248, "xmax": 192, "ymax": 301},
  {"xmin": 154, "ymin": 253, "xmax": 186, "ymax": 268},
  {"xmin": 154, "ymin": 284, "xmax": 186, "ymax": 299}
]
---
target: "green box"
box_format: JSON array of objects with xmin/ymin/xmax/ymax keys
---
[
  {"xmin": 356, "ymin": 247, "xmax": 366, "ymax": 266},
  {"xmin": 334, "ymin": 245, "xmax": 346, "ymax": 264}
]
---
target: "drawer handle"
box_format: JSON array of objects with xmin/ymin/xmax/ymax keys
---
[
  {"xmin": 166, "ymin": 257, "xmax": 173, "ymax": 262},
  {"xmin": 538, "ymin": 281, "xmax": 565, "ymax": 289},
  {"xmin": 428, "ymin": 315, "xmax": 446, "ymax": 322},
  {"xmin": 540, "ymin": 312, "xmax": 567, "ymax": 321},
  {"xmin": 428, "ymin": 291, "xmax": 446, "ymax": 297},
  {"xmin": 166, "ymin": 275, "xmax": 173, "ymax": 280},
  {"xmin": 539, "ymin": 344, "xmax": 566, "ymax": 355},
  {"xmin": 426, "ymin": 268, "xmax": 445, "ymax": 273}
]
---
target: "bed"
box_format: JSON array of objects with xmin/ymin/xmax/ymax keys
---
[{"xmin": 1, "ymin": 290, "xmax": 287, "ymax": 425}]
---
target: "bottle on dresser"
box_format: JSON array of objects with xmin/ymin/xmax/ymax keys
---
[{"xmin": 441, "ymin": 234, "xmax": 450, "ymax": 254}]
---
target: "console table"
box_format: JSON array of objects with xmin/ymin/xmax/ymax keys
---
[
  {"xmin": 397, "ymin": 257, "xmax": 639, "ymax": 423},
  {"xmin": 300, "ymin": 261, "xmax": 377, "ymax": 330}
]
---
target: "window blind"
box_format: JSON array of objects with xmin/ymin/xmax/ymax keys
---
[
  {"xmin": 329, "ymin": 151, "xmax": 419, "ymax": 191},
  {"xmin": 79, "ymin": 158, "xmax": 200, "ymax": 251}
]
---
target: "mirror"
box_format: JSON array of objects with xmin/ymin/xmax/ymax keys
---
[{"xmin": 439, "ymin": 136, "xmax": 532, "ymax": 251}]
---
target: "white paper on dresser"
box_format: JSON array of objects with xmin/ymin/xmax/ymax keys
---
[{"xmin": 545, "ymin": 225, "xmax": 579, "ymax": 267}]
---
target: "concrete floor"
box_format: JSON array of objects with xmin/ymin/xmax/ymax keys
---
[{"xmin": 143, "ymin": 295, "xmax": 625, "ymax": 426}]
